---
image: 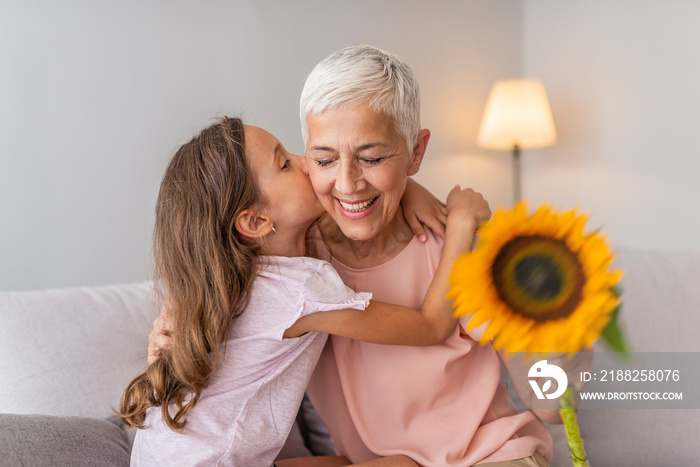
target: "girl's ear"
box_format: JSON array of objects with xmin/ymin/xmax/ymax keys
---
[{"xmin": 234, "ymin": 209, "xmax": 274, "ymax": 238}]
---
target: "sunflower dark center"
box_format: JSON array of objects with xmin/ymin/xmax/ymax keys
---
[
  {"xmin": 491, "ymin": 235, "xmax": 584, "ymax": 322},
  {"xmin": 513, "ymin": 254, "xmax": 564, "ymax": 300}
]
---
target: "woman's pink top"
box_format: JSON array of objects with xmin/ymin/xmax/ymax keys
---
[{"xmin": 306, "ymin": 226, "xmax": 552, "ymax": 465}]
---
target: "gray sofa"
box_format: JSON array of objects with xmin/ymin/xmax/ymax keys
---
[{"xmin": 1, "ymin": 248, "xmax": 699, "ymax": 466}]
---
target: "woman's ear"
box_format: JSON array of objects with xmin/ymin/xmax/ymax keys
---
[
  {"xmin": 409, "ymin": 128, "xmax": 431, "ymax": 174},
  {"xmin": 234, "ymin": 209, "xmax": 274, "ymax": 238}
]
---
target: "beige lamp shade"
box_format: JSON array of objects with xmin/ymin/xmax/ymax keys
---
[{"xmin": 477, "ymin": 79, "xmax": 557, "ymax": 150}]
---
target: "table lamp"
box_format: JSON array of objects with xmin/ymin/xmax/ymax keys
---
[{"xmin": 477, "ymin": 78, "xmax": 557, "ymax": 205}]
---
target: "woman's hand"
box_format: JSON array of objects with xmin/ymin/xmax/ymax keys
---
[
  {"xmin": 445, "ymin": 185, "xmax": 491, "ymax": 234},
  {"xmin": 147, "ymin": 301, "xmax": 174, "ymax": 364},
  {"xmin": 401, "ymin": 178, "xmax": 448, "ymax": 242}
]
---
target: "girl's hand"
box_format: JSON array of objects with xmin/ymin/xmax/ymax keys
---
[
  {"xmin": 445, "ymin": 185, "xmax": 491, "ymax": 232},
  {"xmin": 401, "ymin": 178, "xmax": 447, "ymax": 242},
  {"xmin": 147, "ymin": 301, "xmax": 174, "ymax": 364}
]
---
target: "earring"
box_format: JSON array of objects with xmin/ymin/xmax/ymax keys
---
[
  {"xmin": 412, "ymin": 166, "xmax": 419, "ymax": 173},
  {"xmin": 271, "ymin": 226, "xmax": 276, "ymax": 235}
]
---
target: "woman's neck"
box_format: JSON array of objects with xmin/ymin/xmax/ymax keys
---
[{"xmin": 317, "ymin": 207, "xmax": 414, "ymax": 269}]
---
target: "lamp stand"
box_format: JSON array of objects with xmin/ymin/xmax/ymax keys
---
[{"xmin": 512, "ymin": 144, "xmax": 521, "ymax": 205}]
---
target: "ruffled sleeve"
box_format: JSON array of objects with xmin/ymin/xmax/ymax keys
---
[{"xmin": 300, "ymin": 262, "xmax": 372, "ymax": 317}]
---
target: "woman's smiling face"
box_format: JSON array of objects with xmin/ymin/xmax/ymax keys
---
[{"xmin": 305, "ymin": 104, "xmax": 424, "ymax": 242}]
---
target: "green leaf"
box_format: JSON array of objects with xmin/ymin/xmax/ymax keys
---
[{"xmin": 600, "ymin": 304, "xmax": 631, "ymax": 356}]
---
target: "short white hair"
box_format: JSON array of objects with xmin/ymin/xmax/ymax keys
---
[{"xmin": 300, "ymin": 45, "xmax": 421, "ymax": 149}]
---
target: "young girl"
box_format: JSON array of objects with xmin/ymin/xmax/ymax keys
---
[{"xmin": 119, "ymin": 116, "xmax": 488, "ymax": 466}]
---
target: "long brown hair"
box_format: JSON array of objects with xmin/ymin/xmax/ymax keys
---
[{"xmin": 119, "ymin": 117, "xmax": 261, "ymax": 431}]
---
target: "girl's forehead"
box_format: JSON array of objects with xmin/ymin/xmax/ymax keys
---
[
  {"xmin": 244, "ymin": 125, "xmax": 269, "ymax": 143},
  {"xmin": 244, "ymin": 126, "xmax": 279, "ymax": 156}
]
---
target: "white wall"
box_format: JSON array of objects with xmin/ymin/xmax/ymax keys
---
[
  {"xmin": 522, "ymin": 0, "xmax": 700, "ymax": 251},
  {"xmin": 5, "ymin": 1, "xmax": 698, "ymax": 291},
  {"xmin": 1, "ymin": 1, "xmax": 521, "ymax": 290}
]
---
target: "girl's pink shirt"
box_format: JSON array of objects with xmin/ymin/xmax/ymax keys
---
[{"xmin": 306, "ymin": 225, "xmax": 553, "ymax": 465}]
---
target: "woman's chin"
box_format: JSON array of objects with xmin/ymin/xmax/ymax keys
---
[{"xmin": 327, "ymin": 216, "xmax": 380, "ymax": 242}]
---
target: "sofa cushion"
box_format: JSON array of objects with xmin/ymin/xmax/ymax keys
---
[
  {"xmin": 0, "ymin": 282, "xmax": 156, "ymax": 419},
  {"xmin": 0, "ymin": 414, "xmax": 131, "ymax": 467},
  {"xmin": 613, "ymin": 247, "xmax": 700, "ymax": 352}
]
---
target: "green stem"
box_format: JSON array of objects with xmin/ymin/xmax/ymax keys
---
[{"xmin": 559, "ymin": 386, "xmax": 588, "ymax": 467}]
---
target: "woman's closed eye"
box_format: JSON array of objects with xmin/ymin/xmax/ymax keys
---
[
  {"xmin": 314, "ymin": 158, "xmax": 335, "ymax": 168},
  {"xmin": 361, "ymin": 157, "xmax": 384, "ymax": 165},
  {"xmin": 311, "ymin": 154, "xmax": 385, "ymax": 167}
]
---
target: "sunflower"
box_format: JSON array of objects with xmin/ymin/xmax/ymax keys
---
[{"xmin": 449, "ymin": 202, "xmax": 623, "ymax": 354}]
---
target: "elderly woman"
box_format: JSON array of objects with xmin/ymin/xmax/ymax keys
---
[
  {"xmin": 296, "ymin": 46, "xmax": 553, "ymax": 467},
  {"xmin": 150, "ymin": 46, "xmax": 555, "ymax": 466}
]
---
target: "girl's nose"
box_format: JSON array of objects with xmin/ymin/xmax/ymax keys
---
[
  {"xmin": 300, "ymin": 155, "xmax": 309, "ymax": 176},
  {"xmin": 294, "ymin": 154, "xmax": 309, "ymax": 176}
]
